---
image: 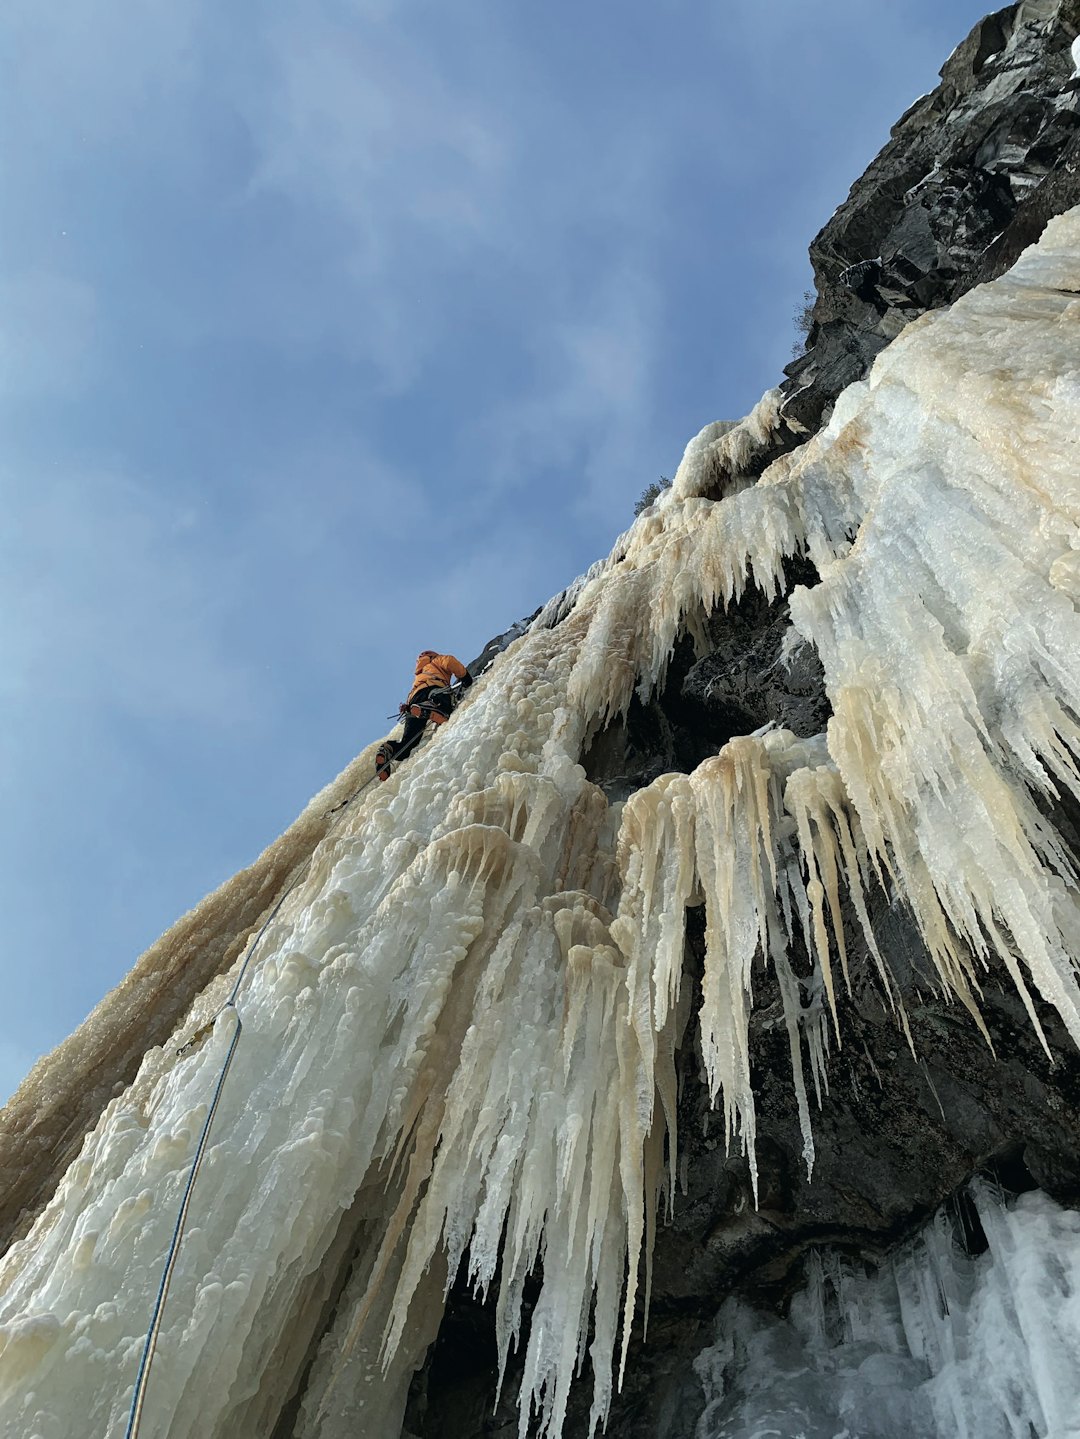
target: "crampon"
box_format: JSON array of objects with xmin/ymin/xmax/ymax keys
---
[{"xmin": 374, "ymin": 740, "xmax": 398, "ymax": 781}]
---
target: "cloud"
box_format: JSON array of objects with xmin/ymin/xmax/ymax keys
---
[
  {"xmin": 221, "ymin": 7, "xmax": 511, "ymax": 391},
  {"xmin": 245, "ymin": 13, "xmax": 508, "ymax": 240},
  {"xmin": 9, "ymin": 0, "xmax": 681, "ymax": 475}
]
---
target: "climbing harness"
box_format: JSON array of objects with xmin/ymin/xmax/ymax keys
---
[
  {"xmin": 385, "ymin": 684, "xmax": 457, "ymax": 722},
  {"xmin": 124, "ymin": 684, "xmax": 471, "ymax": 1439},
  {"xmin": 375, "ymin": 688, "xmax": 460, "ymax": 781}
]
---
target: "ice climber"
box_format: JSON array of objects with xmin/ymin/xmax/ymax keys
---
[{"xmin": 375, "ymin": 649, "xmax": 473, "ymax": 780}]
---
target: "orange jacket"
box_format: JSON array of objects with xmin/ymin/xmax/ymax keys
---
[{"xmin": 409, "ymin": 651, "xmax": 469, "ymax": 700}]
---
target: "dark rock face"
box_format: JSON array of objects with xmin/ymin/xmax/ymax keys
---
[
  {"xmin": 679, "ymin": 589, "xmax": 829, "ymax": 746},
  {"xmin": 468, "ymin": 610, "xmax": 542, "ymax": 679},
  {"xmin": 581, "ymin": 564, "xmax": 830, "ymax": 802},
  {"xmin": 668, "ymin": 3, "xmax": 1080, "ymax": 502},
  {"xmin": 783, "ymin": 0, "xmax": 1080, "ymax": 434}
]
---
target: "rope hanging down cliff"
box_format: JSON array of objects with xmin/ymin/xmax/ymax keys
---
[{"xmin": 123, "ymin": 687, "xmax": 468, "ymax": 1439}]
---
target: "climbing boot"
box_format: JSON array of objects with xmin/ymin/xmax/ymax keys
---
[{"xmin": 375, "ymin": 740, "xmax": 397, "ymax": 781}]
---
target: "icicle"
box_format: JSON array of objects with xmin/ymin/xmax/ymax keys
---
[{"xmin": 693, "ymin": 1184, "xmax": 1080, "ymax": 1439}]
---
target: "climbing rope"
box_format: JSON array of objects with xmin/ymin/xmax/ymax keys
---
[
  {"xmin": 123, "ymin": 689, "xmax": 466, "ymax": 1439},
  {"xmin": 123, "ymin": 849, "xmax": 332, "ymax": 1439}
]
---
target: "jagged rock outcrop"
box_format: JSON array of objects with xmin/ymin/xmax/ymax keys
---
[
  {"xmin": 784, "ymin": 0, "xmax": 1080, "ymax": 434},
  {"xmin": 468, "ymin": 613, "xmax": 543, "ymax": 680},
  {"xmin": 677, "ymin": 0, "xmax": 1080, "ymax": 498},
  {"xmin": 580, "ymin": 580, "xmax": 829, "ymax": 803}
]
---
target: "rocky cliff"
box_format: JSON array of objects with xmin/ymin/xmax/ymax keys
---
[{"xmin": 679, "ymin": 0, "xmax": 1080, "ymax": 504}]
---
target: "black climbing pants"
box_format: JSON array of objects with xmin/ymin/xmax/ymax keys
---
[{"xmin": 398, "ymin": 686, "xmax": 453, "ymax": 758}]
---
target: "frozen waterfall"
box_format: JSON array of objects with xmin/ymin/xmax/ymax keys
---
[{"xmin": 0, "ymin": 207, "xmax": 1077, "ymax": 1439}]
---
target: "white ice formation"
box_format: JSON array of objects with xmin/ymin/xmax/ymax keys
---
[
  {"xmin": 693, "ymin": 1182, "xmax": 1080, "ymax": 1439},
  {"xmin": 0, "ymin": 208, "xmax": 1078, "ymax": 1439}
]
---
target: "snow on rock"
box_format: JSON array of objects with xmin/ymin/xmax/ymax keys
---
[
  {"xmin": 0, "ymin": 208, "xmax": 1078, "ymax": 1439},
  {"xmin": 671, "ymin": 391, "xmax": 798, "ymax": 502},
  {"xmin": 693, "ymin": 1183, "xmax": 1080, "ymax": 1439}
]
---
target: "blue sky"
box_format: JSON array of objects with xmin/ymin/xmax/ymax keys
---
[{"xmin": 1, "ymin": 0, "xmax": 993, "ymax": 1100}]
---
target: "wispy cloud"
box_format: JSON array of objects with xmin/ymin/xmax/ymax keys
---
[{"xmin": 222, "ymin": 8, "xmax": 512, "ymax": 390}]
